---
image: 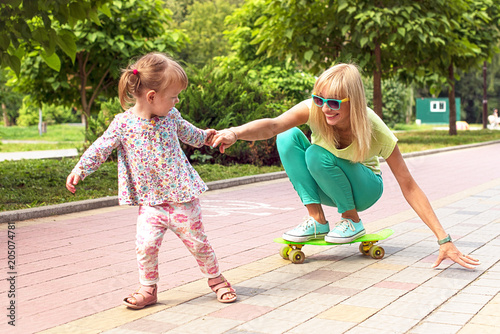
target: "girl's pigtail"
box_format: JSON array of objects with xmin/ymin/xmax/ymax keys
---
[{"xmin": 118, "ymin": 67, "xmax": 141, "ymax": 110}]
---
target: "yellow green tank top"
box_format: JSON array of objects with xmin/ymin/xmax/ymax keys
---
[{"xmin": 305, "ymin": 99, "xmax": 398, "ymax": 174}]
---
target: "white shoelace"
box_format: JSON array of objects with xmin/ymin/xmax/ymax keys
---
[
  {"xmin": 296, "ymin": 217, "xmax": 318, "ymax": 236},
  {"xmin": 335, "ymin": 219, "xmax": 355, "ymax": 232}
]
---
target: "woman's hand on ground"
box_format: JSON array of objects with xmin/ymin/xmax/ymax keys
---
[{"xmin": 432, "ymin": 242, "xmax": 480, "ymax": 269}]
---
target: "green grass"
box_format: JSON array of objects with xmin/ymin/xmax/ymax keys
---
[
  {"xmin": 396, "ymin": 129, "xmax": 500, "ymax": 153},
  {"xmin": 2, "ymin": 124, "xmax": 500, "ymax": 212},
  {"xmin": 0, "ymin": 124, "xmax": 85, "ymax": 142},
  {"xmin": 0, "ymin": 158, "xmax": 283, "ymax": 211}
]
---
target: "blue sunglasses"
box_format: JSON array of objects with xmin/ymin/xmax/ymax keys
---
[{"xmin": 312, "ymin": 94, "xmax": 350, "ymax": 110}]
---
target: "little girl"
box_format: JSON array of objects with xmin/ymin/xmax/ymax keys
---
[{"xmin": 66, "ymin": 52, "xmax": 236, "ymax": 308}]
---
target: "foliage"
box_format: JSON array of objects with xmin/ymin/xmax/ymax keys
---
[
  {"xmin": 177, "ymin": 0, "xmax": 244, "ymax": 68},
  {"xmin": 0, "ymin": 0, "xmax": 112, "ymax": 75},
  {"xmin": 16, "ymin": 98, "xmax": 79, "ymax": 126},
  {"xmin": 176, "ymin": 59, "xmax": 313, "ymax": 166},
  {"xmin": 177, "ymin": 61, "xmax": 283, "ymax": 165},
  {"xmin": 232, "ymin": 0, "xmax": 500, "ymax": 127},
  {"xmin": 364, "ymin": 77, "xmax": 413, "ymax": 128},
  {"xmin": 11, "ymin": 0, "xmax": 188, "ymax": 125},
  {"xmin": 0, "ymin": 68, "xmax": 22, "ymax": 125},
  {"xmin": 406, "ymin": 0, "xmax": 500, "ymax": 134}
]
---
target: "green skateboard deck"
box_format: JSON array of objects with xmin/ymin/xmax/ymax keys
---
[{"xmin": 274, "ymin": 228, "xmax": 393, "ymax": 264}]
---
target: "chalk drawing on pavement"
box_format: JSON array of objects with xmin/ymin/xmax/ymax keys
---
[{"xmin": 201, "ymin": 199, "xmax": 295, "ymax": 217}]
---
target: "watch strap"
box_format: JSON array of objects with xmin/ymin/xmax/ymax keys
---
[{"xmin": 438, "ymin": 234, "xmax": 452, "ymax": 245}]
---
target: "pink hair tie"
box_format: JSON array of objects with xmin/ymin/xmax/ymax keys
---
[{"xmin": 133, "ymin": 69, "xmax": 138, "ymax": 75}]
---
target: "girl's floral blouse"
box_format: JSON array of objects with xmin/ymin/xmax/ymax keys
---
[{"xmin": 72, "ymin": 108, "xmax": 208, "ymax": 205}]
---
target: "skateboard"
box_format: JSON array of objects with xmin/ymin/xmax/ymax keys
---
[{"xmin": 274, "ymin": 228, "xmax": 393, "ymax": 264}]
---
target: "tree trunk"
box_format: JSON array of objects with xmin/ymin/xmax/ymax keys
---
[
  {"xmin": 81, "ymin": 113, "xmax": 87, "ymax": 128},
  {"xmin": 2, "ymin": 103, "xmax": 10, "ymax": 126},
  {"xmin": 373, "ymin": 42, "xmax": 383, "ymax": 119},
  {"xmin": 448, "ymin": 64, "xmax": 457, "ymax": 136}
]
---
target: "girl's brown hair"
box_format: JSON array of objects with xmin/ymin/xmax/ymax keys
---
[
  {"xmin": 118, "ymin": 52, "xmax": 188, "ymax": 110},
  {"xmin": 309, "ymin": 63, "xmax": 372, "ymax": 162}
]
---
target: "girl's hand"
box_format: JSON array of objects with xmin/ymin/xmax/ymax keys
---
[
  {"xmin": 66, "ymin": 173, "xmax": 81, "ymax": 194},
  {"xmin": 432, "ymin": 242, "xmax": 480, "ymax": 269},
  {"xmin": 204, "ymin": 129, "xmax": 217, "ymax": 146},
  {"xmin": 212, "ymin": 129, "xmax": 238, "ymax": 153}
]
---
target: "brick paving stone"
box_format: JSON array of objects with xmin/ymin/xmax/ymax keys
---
[{"xmin": 4, "ymin": 142, "xmax": 500, "ymax": 334}]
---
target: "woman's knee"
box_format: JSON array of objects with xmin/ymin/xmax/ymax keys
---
[{"xmin": 305, "ymin": 145, "xmax": 336, "ymax": 175}]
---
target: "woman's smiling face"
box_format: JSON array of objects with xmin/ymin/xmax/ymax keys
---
[{"xmin": 318, "ymin": 89, "xmax": 351, "ymax": 128}]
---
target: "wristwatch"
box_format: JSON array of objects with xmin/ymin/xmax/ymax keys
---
[{"xmin": 438, "ymin": 234, "xmax": 452, "ymax": 245}]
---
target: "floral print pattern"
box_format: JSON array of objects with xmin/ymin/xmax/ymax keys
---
[
  {"xmin": 136, "ymin": 199, "xmax": 220, "ymax": 285},
  {"xmin": 71, "ymin": 108, "xmax": 208, "ymax": 205}
]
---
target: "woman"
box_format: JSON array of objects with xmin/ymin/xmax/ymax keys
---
[{"xmin": 212, "ymin": 63, "xmax": 479, "ymax": 269}]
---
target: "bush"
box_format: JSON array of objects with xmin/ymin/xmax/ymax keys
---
[
  {"xmin": 364, "ymin": 77, "xmax": 412, "ymax": 127},
  {"xmin": 82, "ymin": 62, "xmax": 314, "ymax": 167},
  {"xmin": 178, "ymin": 61, "xmax": 313, "ymax": 166},
  {"xmin": 16, "ymin": 97, "xmax": 80, "ymax": 126}
]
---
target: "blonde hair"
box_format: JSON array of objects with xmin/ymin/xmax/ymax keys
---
[
  {"xmin": 118, "ymin": 52, "xmax": 188, "ymax": 110},
  {"xmin": 309, "ymin": 63, "xmax": 372, "ymax": 162}
]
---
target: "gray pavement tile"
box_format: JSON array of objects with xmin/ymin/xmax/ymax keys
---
[
  {"xmin": 455, "ymin": 210, "xmax": 483, "ymax": 216},
  {"xmin": 163, "ymin": 317, "xmax": 242, "ymax": 334},
  {"xmin": 145, "ymin": 310, "xmax": 200, "ymax": 325},
  {"xmin": 346, "ymin": 326, "xmax": 404, "ymax": 334},
  {"xmin": 288, "ymin": 318, "xmax": 354, "ymax": 334},
  {"xmin": 379, "ymin": 301, "xmax": 439, "ymax": 319},
  {"xmin": 462, "ymin": 284, "xmax": 500, "ymax": 296},
  {"xmin": 424, "ymin": 310, "xmax": 475, "ymax": 325},
  {"xmin": 437, "ymin": 267, "xmax": 485, "ymax": 280},
  {"xmin": 235, "ymin": 286, "xmax": 268, "ymax": 297},
  {"xmin": 120, "ymin": 318, "xmax": 177, "ymax": 333},
  {"xmin": 409, "ymin": 322, "xmax": 462, "ymax": 334},
  {"xmin": 235, "ymin": 315, "xmax": 301, "ymax": 334},
  {"xmin": 356, "ymin": 314, "xmax": 420, "ymax": 333},
  {"xmin": 453, "ymin": 241, "xmax": 486, "ymax": 248},
  {"xmin": 438, "ymin": 300, "xmax": 486, "ymax": 314}
]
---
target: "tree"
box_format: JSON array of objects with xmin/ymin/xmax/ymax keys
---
[
  {"xmin": 12, "ymin": 0, "xmax": 188, "ymax": 126},
  {"xmin": 0, "ymin": 0, "xmax": 112, "ymax": 75},
  {"xmin": 0, "ymin": 69, "xmax": 22, "ymax": 126},
  {"xmin": 248, "ymin": 0, "xmax": 466, "ymax": 119},
  {"xmin": 177, "ymin": 0, "xmax": 243, "ymax": 67},
  {"xmin": 405, "ymin": 0, "xmax": 500, "ymax": 134}
]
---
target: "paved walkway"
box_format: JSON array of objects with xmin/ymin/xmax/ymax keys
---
[
  {"xmin": 1, "ymin": 143, "xmax": 500, "ymax": 334},
  {"xmin": 0, "ymin": 148, "xmax": 78, "ymax": 161}
]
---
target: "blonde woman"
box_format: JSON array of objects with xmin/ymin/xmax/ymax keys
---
[{"xmin": 212, "ymin": 63, "xmax": 479, "ymax": 269}]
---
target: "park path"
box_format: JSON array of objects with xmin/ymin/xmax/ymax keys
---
[{"xmin": 1, "ymin": 142, "xmax": 500, "ymax": 333}]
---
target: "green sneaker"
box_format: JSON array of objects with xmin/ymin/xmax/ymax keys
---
[
  {"xmin": 282, "ymin": 217, "xmax": 330, "ymax": 242},
  {"xmin": 325, "ymin": 218, "xmax": 365, "ymax": 243}
]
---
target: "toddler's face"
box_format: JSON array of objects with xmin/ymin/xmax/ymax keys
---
[{"xmin": 152, "ymin": 83, "xmax": 183, "ymax": 117}]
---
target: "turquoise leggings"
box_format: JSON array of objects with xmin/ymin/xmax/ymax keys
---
[{"xmin": 276, "ymin": 127, "xmax": 383, "ymax": 213}]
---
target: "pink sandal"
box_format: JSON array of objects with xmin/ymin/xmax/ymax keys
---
[
  {"xmin": 208, "ymin": 275, "xmax": 237, "ymax": 303},
  {"xmin": 123, "ymin": 285, "xmax": 157, "ymax": 309}
]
